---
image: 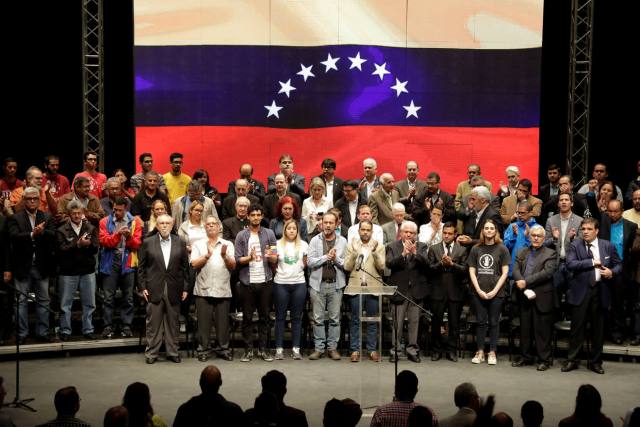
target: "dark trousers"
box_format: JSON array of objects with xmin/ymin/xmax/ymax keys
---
[
  {"xmin": 568, "ymin": 284, "xmax": 604, "ymax": 364},
  {"xmin": 239, "ymin": 282, "xmax": 272, "ymax": 350},
  {"xmin": 195, "ymin": 296, "xmax": 230, "ymax": 353},
  {"xmin": 102, "ymin": 260, "xmax": 134, "ymax": 328},
  {"xmin": 273, "ymin": 282, "xmax": 307, "ymax": 349},
  {"xmin": 609, "ymin": 275, "xmax": 627, "ymax": 339},
  {"xmin": 431, "ymin": 298, "xmax": 462, "ymax": 353},
  {"xmin": 519, "ymin": 300, "xmax": 553, "ymax": 362},
  {"xmin": 145, "ymin": 284, "xmax": 180, "ymax": 358},
  {"xmin": 633, "ymin": 281, "xmax": 640, "ymax": 337},
  {"xmin": 471, "ymin": 294, "xmax": 504, "ymax": 352}
]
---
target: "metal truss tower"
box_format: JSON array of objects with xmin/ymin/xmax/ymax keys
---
[
  {"xmin": 566, "ymin": 0, "xmax": 595, "ymax": 187},
  {"xmin": 82, "ymin": 0, "xmax": 104, "ymax": 171}
]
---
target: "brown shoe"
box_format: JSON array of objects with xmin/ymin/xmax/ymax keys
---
[
  {"xmin": 350, "ymin": 351, "xmax": 360, "ymax": 362},
  {"xmin": 328, "ymin": 349, "xmax": 341, "ymax": 360},
  {"xmin": 309, "ymin": 350, "xmax": 323, "ymax": 360},
  {"xmin": 369, "ymin": 351, "xmax": 380, "ymax": 362}
]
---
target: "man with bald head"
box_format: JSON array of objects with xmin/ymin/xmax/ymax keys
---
[
  {"xmin": 222, "ymin": 178, "xmax": 259, "ymax": 219},
  {"xmin": 174, "ymin": 365, "xmax": 245, "ymax": 426},
  {"xmin": 227, "ymin": 163, "xmax": 266, "ymax": 202},
  {"xmin": 396, "ymin": 161, "xmax": 426, "ymax": 215},
  {"xmin": 368, "ymin": 173, "xmax": 400, "ymax": 226},
  {"xmin": 138, "ymin": 214, "xmax": 190, "ymax": 364}
]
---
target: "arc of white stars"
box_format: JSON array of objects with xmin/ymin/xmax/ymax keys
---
[
  {"xmin": 390, "ymin": 78, "xmax": 409, "ymax": 97},
  {"xmin": 264, "ymin": 100, "xmax": 283, "ymax": 119},
  {"xmin": 320, "ymin": 53, "xmax": 340, "ymax": 72},
  {"xmin": 296, "ymin": 64, "xmax": 315, "ymax": 82},
  {"xmin": 403, "ymin": 100, "xmax": 421, "ymax": 118},
  {"xmin": 278, "ymin": 79, "xmax": 296, "ymax": 98},
  {"xmin": 372, "ymin": 62, "xmax": 391, "ymax": 80},
  {"xmin": 348, "ymin": 52, "xmax": 367, "ymax": 71}
]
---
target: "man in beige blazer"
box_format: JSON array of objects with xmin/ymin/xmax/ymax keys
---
[{"xmin": 369, "ymin": 173, "xmax": 400, "ymax": 226}]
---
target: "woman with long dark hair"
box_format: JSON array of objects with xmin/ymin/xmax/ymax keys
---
[
  {"xmin": 467, "ymin": 219, "xmax": 510, "ymax": 366},
  {"xmin": 122, "ymin": 382, "xmax": 167, "ymax": 427},
  {"xmin": 559, "ymin": 384, "xmax": 613, "ymax": 427},
  {"xmin": 192, "ymin": 168, "xmax": 221, "ymax": 214}
]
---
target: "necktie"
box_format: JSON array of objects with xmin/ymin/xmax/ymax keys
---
[
  {"xmin": 395, "ymin": 224, "xmax": 401, "ymax": 240},
  {"xmin": 586, "ymin": 243, "xmax": 596, "ymax": 286},
  {"xmin": 446, "ymin": 243, "xmax": 452, "ymax": 256},
  {"xmin": 586, "ymin": 243, "xmax": 593, "ymax": 258}
]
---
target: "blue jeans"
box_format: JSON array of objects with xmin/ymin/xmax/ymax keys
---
[
  {"xmin": 15, "ymin": 267, "xmax": 50, "ymax": 337},
  {"xmin": 273, "ymin": 282, "xmax": 307, "ymax": 348},
  {"xmin": 101, "ymin": 261, "xmax": 135, "ymax": 327},
  {"xmin": 310, "ymin": 282, "xmax": 343, "ymax": 351},
  {"xmin": 471, "ymin": 294, "xmax": 504, "ymax": 352},
  {"xmin": 59, "ymin": 274, "xmax": 96, "ymax": 335},
  {"xmin": 349, "ymin": 295, "xmax": 378, "ymax": 352}
]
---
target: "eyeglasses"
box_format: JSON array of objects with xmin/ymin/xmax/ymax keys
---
[
  {"xmin": 516, "ymin": 211, "xmax": 528, "ymax": 215},
  {"xmin": 24, "ymin": 197, "xmax": 39, "ymax": 201},
  {"xmin": 530, "ymin": 234, "xmax": 544, "ymax": 239}
]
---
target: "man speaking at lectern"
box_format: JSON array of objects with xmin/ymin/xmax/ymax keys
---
[{"xmin": 344, "ymin": 220, "xmax": 386, "ymax": 362}]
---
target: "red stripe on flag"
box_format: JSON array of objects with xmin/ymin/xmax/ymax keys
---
[{"xmin": 136, "ymin": 125, "xmax": 539, "ymax": 194}]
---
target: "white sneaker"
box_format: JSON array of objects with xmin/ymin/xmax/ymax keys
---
[
  {"xmin": 471, "ymin": 351, "xmax": 485, "ymax": 364},
  {"xmin": 292, "ymin": 347, "xmax": 302, "ymax": 360},
  {"xmin": 488, "ymin": 353, "xmax": 497, "ymax": 365},
  {"xmin": 275, "ymin": 348, "xmax": 284, "ymax": 360}
]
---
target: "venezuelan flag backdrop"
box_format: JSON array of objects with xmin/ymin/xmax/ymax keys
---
[{"xmin": 134, "ymin": 0, "xmax": 543, "ymax": 193}]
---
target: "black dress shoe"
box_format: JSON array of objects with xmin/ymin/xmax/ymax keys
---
[
  {"xmin": 588, "ymin": 363, "xmax": 605, "ymax": 374},
  {"xmin": 431, "ymin": 352, "xmax": 442, "ymax": 361},
  {"xmin": 561, "ymin": 360, "xmax": 579, "ymax": 372},
  {"xmin": 145, "ymin": 357, "xmax": 157, "ymax": 364},
  {"xmin": 83, "ymin": 333, "xmax": 97, "ymax": 340},
  {"xmin": 167, "ymin": 355, "xmax": 182, "ymax": 363},
  {"xmin": 512, "ymin": 357, "xmax": 533, "ymax": 367},
  {"xmin": 58, "ymin": 334, "xmax": 70, "ymax": 342},
  {"xmin": 536, "ymin": 362, "xmax": 550, "ymax": 371},
  {"xmin": 446, "ymin": 352, "xmax": 458, "ymax": 362},
  {"xmin": 35, "ymin": 334, "xmax": 54, "ymax": 343},
  {"xmin": 407, "ymin": 352, "xmax": 421, "ymax": 363}
]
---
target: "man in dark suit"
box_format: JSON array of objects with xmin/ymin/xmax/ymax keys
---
[
  {"xmin": 426, "ymin": 222, "xmax": 468, "ymax": 362},
  {"xmin": 334, "ymin": 180, "xmax": 367, "ymax": 229},
  {"xmin": 412, "ymin": 171, "xmax": 456, "ymax": 226},
  {"xmin": 594, "ymin": 199, "xmax": 638, "ymax": 343},
  {"xmin": 386, "ymin": 221, "xmax": 429, "ymax": 362},
  {"xmin": 537, "ymin": 164, "xmax": 561, "ymax": 205},
  {"xmin": 8, "ymin": 187, "xmax": 56, "ymax": 343},
  {"xmin": 267, "ymin": 154, "xmax": 305, "ymax": 199},
  {"xmin": 138, "ymin": 214, "xmax": 190, "ymax": 364},
  {"xmin": 562, "ymin": 218, "xmax": 623, "ymax": 374},
  {"xmin": 511, "ymin": 225, "xmax": 558, "ymax": 371},
  {"xmin": 395, "ymin": 161, "xmax": 426, "ymax": 216},
  {"xmin": 312, "ymin": 158, "xmax": 344, "ymax": 204},
  {"xmin": 457, "ymin": 186, "xmax": 504, "ymax": 248},
  {"xmin": 541, "ymin": 175, "xmax": 589, "ymax": 221},
  {"xmin": 222, "ymin": 179, "xmax": 259, "ymax": 219},
  {"xmin": 262, "ymin": 173, "xmax": 301, "ymax": 220},
  {"xmin": 226, "ymin": 163, "xmax": 266, "ymax": 202}
]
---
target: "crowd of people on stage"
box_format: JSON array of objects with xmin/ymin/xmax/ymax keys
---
[
  {"xmin": 1, "ymin": 367, "xmax": 639, "ymax": 427},
  {"xmin": 0, "ymin": 151, "xmax": 639, "ymax": 374}
]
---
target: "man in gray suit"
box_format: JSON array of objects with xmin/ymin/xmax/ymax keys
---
[
  {"xmin": 439, "ymin": 382, "xmax": 479, "ymax": 427},
  {"xmin": 395, "ymin": 161, "xmax": 426, "ymax": 216},
  {"xmin": 138, "ymin": 214, "xmax": 189, "ymax": 364},
  {"xmin": 368, "ymin": 173, "xmax": 400, "ymax": 226},
  {"xmin": 382, "ymin": 203, "xmax": 406, "ymax": 245},
  {"xmin": 544, "ymin": 193, "xmax": 582, "ymax": 291}
]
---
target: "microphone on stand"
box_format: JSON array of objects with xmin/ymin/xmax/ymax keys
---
[{"xmin": 355, "ymin": 254, "xmax": 364, "ymax": 271}]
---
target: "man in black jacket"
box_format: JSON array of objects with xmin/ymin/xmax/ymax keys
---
[
  {"xmin": 8, "ymin": 187, "xmax": 56, "ymax": 343},
  {"xmin": 56, "ymin": 200, "xmax": 100, "ymax": 340},
  {"xmin": 245, "ymin": 370, "xmax": 308, "ymax": 427}
]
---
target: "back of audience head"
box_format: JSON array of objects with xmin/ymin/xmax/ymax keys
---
[
  {"xmin": 122, "ymin": 382, "xmax": 153, "ymax": 427},
  {"xmin": 623, "ymin": 407, "xmax": 640, "ymax": 427},
  {"xmin": 395, "ymin": 370, "xmax": 418, "ymax": 402},
  {"xmin": 574, "ymin": 384, "xmax": 604, "ymax": 419},
  {"xmin": 252, "ymin": 391, "xmax": 280, "ymax": 424},
  {"xmin": 323, "ymin": 398, "xmax": 362, "ymax": 427},
  {"xmin": 454, "ymin": 382, "xmax": 480, "ymax": 411},
  {"xmin": 200, "ymin": 365, "xmax": 222, "ymax": 394},
  {"xmin": 520, "ymin": 400, "xmax": 543, "ymax": 427},
  {"xmin": 408, "ymin": 405, "xmax": 434, "ymax": 427},
  {"xmin": 261, "ymin": 370, "xmax": 287, "ymax": 402},
  {"xmin": 54, "ymin": 386, "xmax": 81, "ymax": 417},
  {"xmin": 104, "ymin": 405, "xmax": 129, "ymax": 427},
  {"xmin": 490, "ymin": 411, "xmax": 513, "ymax": 427}
]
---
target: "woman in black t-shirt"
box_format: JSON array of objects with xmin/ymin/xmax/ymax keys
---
[{"xmin": 467, "ymin": 219, "xmax": 510, "ymax": 366}]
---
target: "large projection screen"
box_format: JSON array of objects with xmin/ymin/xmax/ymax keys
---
[{"xmin": 134, "ymin": 0, "xmax": 543, "ymax": 193}]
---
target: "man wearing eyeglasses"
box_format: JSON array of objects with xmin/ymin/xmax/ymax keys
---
[
  {"xmin": 130, "ymin": 152, "xmax": 166, "ymax": 194},
  {"xmin": 500, "ymin": 178, "xmax": 542, "ymax": 225},
  {"xmin": 72, "ymin": 151, "xmax": 107, "ymax": 199},
  {"xmin": 503, "ymin": 201, "xmax": 539, "ymax": 278},
  {"xmin": 511, "ymin": 225, "xmax": 558, "ymax": 371}
]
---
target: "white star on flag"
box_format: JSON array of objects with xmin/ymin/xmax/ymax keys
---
[
  {"xmin": 320, "ymin": 54, "xmax": 340, "ymax": 72},
  {"xmin": 264, "ymin": 101, "xmax": 283, "ymax": 119},
  {"xmin": 390, "ymin": 78, "xmax": 409, "ymax": 97},
  {"xmin": 296, "ymin": 64, "xmax": 315, "ymax": 82},
  {"xmin": 403, "ymin": 100, "xmax": 421, "ymax": 118},
  {"xmin": 372, "ymin": 63, "xmax": 391, "ymax": 80},
  {"xmin": 278, "ymin": 79, "xmax": 296, "ymax": 98},
  {"xmin": 348, "ymin": 52, "xmax": 367, "ymax": 71}
]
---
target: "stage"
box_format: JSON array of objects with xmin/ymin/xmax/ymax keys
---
[{"xmin": 1, "ymin": 350, "xmax": 638, "ymax": 426}]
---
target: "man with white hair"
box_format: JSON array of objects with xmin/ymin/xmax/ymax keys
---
[
  {"xmin": 359, "ymin": 158, "xmax": 380, "ymax": 199},
  {"xmin": 457, "ymin": 186, "xmax": 503, "ymax": 247},
  {"xmin": 368, "ymin": 173, "xmax": 399, "ymax": 226},
  {"xmin": 497, "ymin": 165, "xmax": 521, "ymax": 202},
  {"xmin": 222, "ymin": 178, "xmax": 259, "ymax": 219},
  {"xmin": 382, "ymin": 203, "xmax": 406, "ymax": 244},
  {"xmin": 138, "ymin": 214, "xmax": 190, "ymax": 364},
  {"xmin": 511, "ymin": 224, "xmax": 557, "ymax": 371},
  {"xmin": 9, "ymin": 166, "xmax": 57, "ymax": 214}
]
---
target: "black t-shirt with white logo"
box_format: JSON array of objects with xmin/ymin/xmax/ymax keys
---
[{"xmin": 467, "ymin": 243, "xmax": 511, "ymax": 296}]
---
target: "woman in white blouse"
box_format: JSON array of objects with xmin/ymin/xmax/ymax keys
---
[
  {"xmin": 273, "ymin": 219, "xmax": 308, "ymax": 360},
  {"xmin": 177, "ymin": 201, "xmax": 207, "ymax": 252},
  {"xmin": 301, "ymin": 177, "xmax": 332, "ymax": 233},
  {"xmin": 418, "ymin": 206, "xmax": 444, "ymax": 248}
]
